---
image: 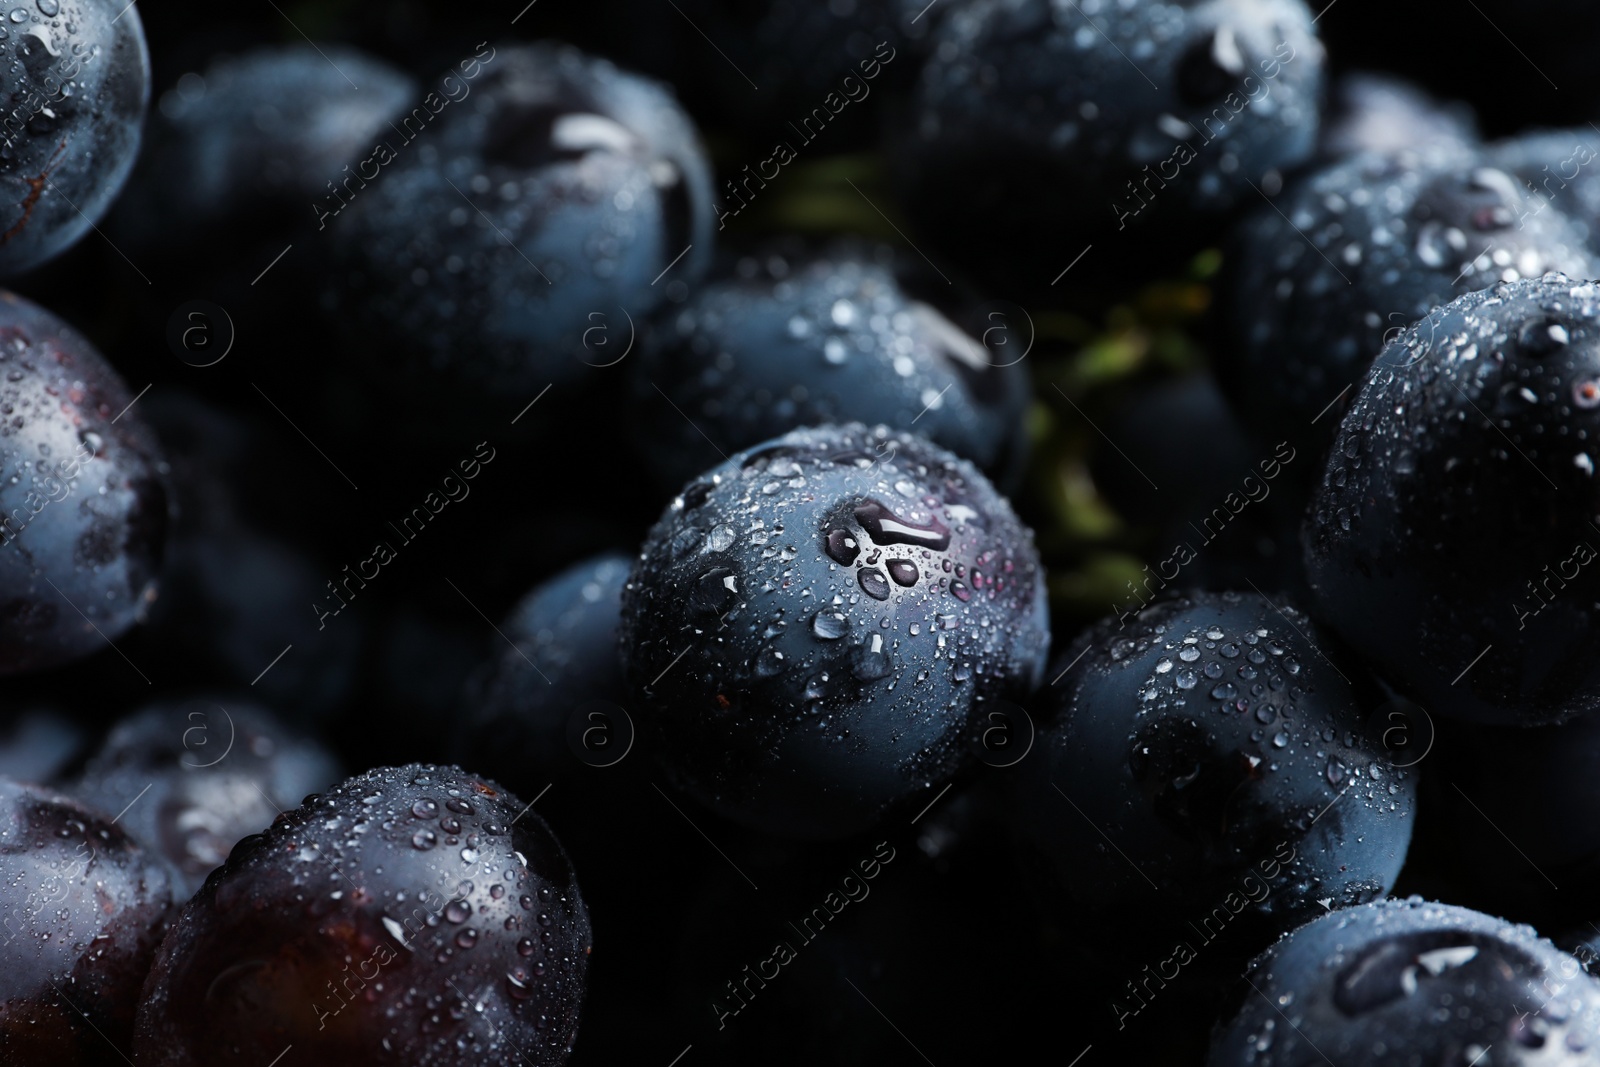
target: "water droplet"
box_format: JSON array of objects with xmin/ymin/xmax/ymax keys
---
[
  {"xmin": 858, "ymin": 568, "xmax": 891, "ymax": 600},
  {"xmin": 851, "ymin": 635, "xmax": 891, "ymax": 680},
  {"xmin": 755, "ymin": 647, "xmax": 786, "ymax": 677},
  {"xmin": 854, "ymin": 499, "xmax": 951, "ymax": 551},
  {"xmin": 1516, "ymin": 317, "xmax": 1571, "ymax": 359},
  {"xmin": 445, "ymin": 900, "xmax": 471, "ymax": 923},
  {"xmin": 825, "ymin": 529, "xmax": 860, "ymax": 565},
  {"xmin": 690, "ymin": 567, "xmax": 739, "ymax": 616},
  {"xmin": 1326, "ymin": 758, "xmax": 1348, "ymax": 786},
  {"xmin": 1415, "ymin": 220, "xmax": 1451, "ymax": 268},
  {"xmin": 886, "ymin": 560, "xmax": 918, "ymax": 586},
  {"xmin": 412, "ymin": 831, "xmax": 437, "ymax": 850},
  {"xmin": 813, "ymin": 611, "xmax": 849, "ymax": 640},
  {"xmin": 412, "ymin": 799, "xmax": 438, "ymax": 819}
]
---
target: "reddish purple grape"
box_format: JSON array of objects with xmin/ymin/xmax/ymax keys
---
[
  {"xmin": 133, "ymin": 764, "xmax": 590, "ymax": 1066},
  {"xmin": 0, "ymin": 293, "xmax": 168, "ymax": 676}
]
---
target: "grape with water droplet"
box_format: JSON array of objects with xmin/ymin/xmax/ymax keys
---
[
  {"xmin": 0, "ymin": 291, "xmax": 168, "ymax": 676},
  {"xmin": 0, "ymin": 0, "xmax": 149, "ymax": 276},
  {"xmin": 632, "ymin": 239, "xmax": 1031, "ymax": 492},
  {"xmin": 0, "ymin": 776, "xmax": 174, "ymax": 1063},
  {"xmin": 1211, "ymin": 898, "xmax": 1600, "ymax": 1066},
  {"xmin": 133, "ymin": 764, "xmax": 590, "ymax": 1067},
  {"xmin": 1012, "ymin": 591, "xmax": 1415, "ymax": 944},
  {"xmin": 621, "ymin": 423, "xmax": 1049, "ymax": 839},
  {"xmin": 1307, "ymin": 274, "xmax": 1600, "ymax": 725}
]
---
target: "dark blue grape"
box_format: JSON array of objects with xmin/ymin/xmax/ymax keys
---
[
  {"xmin": 898, "ymin": 0, "xmax": 1324, "ymax": 283},
  {"xmin": 114, "ymin": 43, "xmax": 416, "ymax": 251},
  {"xmin": 1013, "ymin": 592, "xmax": 1415, "ymax": 935},
  {"xmin": 621, "ymin": 423, "xmax": 1049, "ymax": 839},
  {"xmin": 1306, "ymin": 274, "xmax": 1600, "ymax": 725},
  {"xmin": 1320, "ymin": 72, "xmax": 1479, "ymax": 161},
  {"xmin": 456, "ymin": 552, "xmax": 632, "ymax": 792},
  {"xmin": 328, "ymin": 42, "xmax": 715, "ymax": 403},
  {"xmin": 1216, "ymin": 148, "xmax": 1596, "ymax": 463},
  {"xmin": 635, "ymin": 240, "xmax": 1030, "ymax": 493}
]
